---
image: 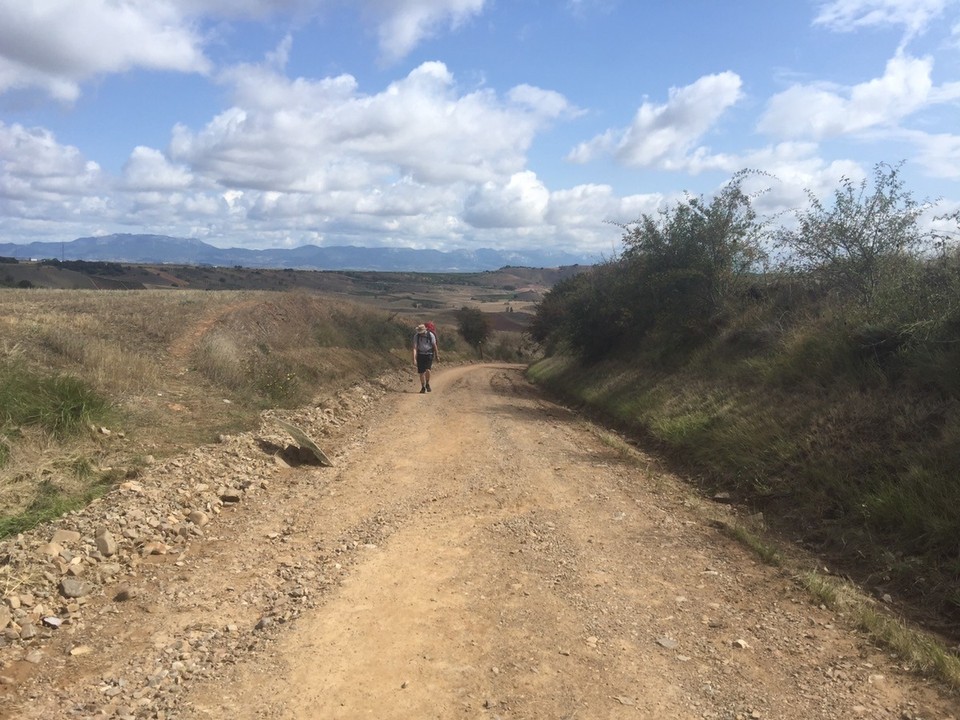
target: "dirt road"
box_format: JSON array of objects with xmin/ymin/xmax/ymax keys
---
[{"xmin": 2, "ymin": 364, "xmax": 956, "ymax": 719}]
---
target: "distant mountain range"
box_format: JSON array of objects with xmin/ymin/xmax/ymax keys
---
[{"xmin": 0, "ymin": 234, "xmax": 595, "ymax": 272}]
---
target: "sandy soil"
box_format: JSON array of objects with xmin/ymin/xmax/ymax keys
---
[{"xmin": 1, "ymin": 364, "xmax": 957, "ymax": 719}]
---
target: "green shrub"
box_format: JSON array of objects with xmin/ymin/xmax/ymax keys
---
[
  {"xmin": 533, "ymin": 171, "xmax": 769, "ymax": 361},
  {"xmin": 776, "ymin": 162, "xmax": 938, "ymax": 312},
  {"xmin": 456, "ymin": 306, "xmax": 492, "ymax": 351}
]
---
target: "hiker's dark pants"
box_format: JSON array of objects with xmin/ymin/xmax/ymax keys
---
[{"xmin": 416, "ymin": 352, "xmax": 434, "ymax": 374}]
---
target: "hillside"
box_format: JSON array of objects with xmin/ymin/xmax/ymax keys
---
[{"xmin": 0, "ymin": 258, "xmax": 574, "ymax": 297}]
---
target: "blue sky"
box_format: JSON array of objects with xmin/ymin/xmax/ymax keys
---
[{"xmin": 1, "ymin": 0, "xmax": 959, "ymax": 258}]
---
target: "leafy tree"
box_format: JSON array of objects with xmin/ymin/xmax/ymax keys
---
[
  {"xmin": 532, "ymin": 171, "xmax": 769, "ymax": 361},
  {"xmin": 776, "ymin": 162, "xmax": 937, "ymax": 310},
  {"xmin": 615, "ymin": 170, "xmax": 769, "ymax": 347},
  {"xmin": 456, "ymin": 306, "xmax": 492, "ymax": 352}
]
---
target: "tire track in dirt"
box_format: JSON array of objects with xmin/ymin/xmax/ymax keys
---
[{"xmin": 167, "ymin": 298, "xmax": 262, "ymax": 361}]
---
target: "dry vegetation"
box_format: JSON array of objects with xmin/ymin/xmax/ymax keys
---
[
  {"xmin": 0, "ymin": 289, "xmax": 402, "ymax": 532},
  {"xmin": 0, "ymin": 264, "xmax": 555, "ymax": 537}
]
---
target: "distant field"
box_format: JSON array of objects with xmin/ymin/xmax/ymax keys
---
[{"xmin": 0, "ymin": 259, "xmax": 574, "ymax": 329}]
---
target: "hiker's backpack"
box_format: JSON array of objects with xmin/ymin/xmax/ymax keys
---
[
  {"xmin": 416, "ymin": 330, "xmax": 436, "ymax": 354},
  {"xmin": 425, "ymin": 321, "xmax": 437, "ymax": 345}
]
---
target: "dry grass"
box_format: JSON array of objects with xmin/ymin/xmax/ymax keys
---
[
  {"xmin": 800, "ymin": 571, "xmax": 960, "ymax": 691},
  {"xmin": 0, "ymin": 287, "xmax": 414, "ymax": 530}
]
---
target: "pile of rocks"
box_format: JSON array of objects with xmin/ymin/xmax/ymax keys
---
[{"xmin": 0, "ymin": 374, "xmax": 400, "ymax": 677}]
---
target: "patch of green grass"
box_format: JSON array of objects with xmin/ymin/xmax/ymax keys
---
[
  {"xmin": 718, "ymin": 521, "xmax": 782, "ymax": 566},
  {"xmin": 0, "ymin": 362, "xmax": 112, "ymax": 438},
  {"xmin": 0, "ymin": 474, "xmax": 114, "ymax": 539},
  {"xmin": 650, "ymin": 409, "xmax": 717, "ymax": 445},
  {"xmin": 800, "ymin": 571, "xmax": 960, "ymax": 691}
]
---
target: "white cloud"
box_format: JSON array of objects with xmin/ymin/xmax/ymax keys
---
[
  {"xmin": 544, "ymin": 184, "xmax": 646, "ymax": 226},
  {"xmin": 508, "ymin": 84, "xmax": 578, "ymax": 118},
  {"xmin": 170, "ymin": 59, "xmax": 569, "ymax": 192},
  {"xmin": 759, "ymin": 53, "xmax": 942, "ymax": 139},
  {"xmin": 900, "ymin": 130, "xmax": 960, "ymax": 179},
  {"xmin": 122, "ymin": 147, "xmax": 195, "ymax": 191},
  {"xmin": 463, "ymin": 171, "xmax": 550, "ymax": 228},
  {"xmin": 0, "ymin": 1, "xmax": 494, "ymax": 101},
  {"xmin": 0, "ymin": 122, "xmax": 103, "ymax": 199},
  {"xmin": 363, "ymin": 0, "xmax": 489, "ymax": 64},
  {"xmin": 0, "ymin": 1, "xmax": 211, "ymax": 101},
  {"xmin": 48, "ymin": 53, "xmax": 604, "ymax": 252},
  {"xmin": 567, "ymin": 72, "xmax": 743, "ymax": 169},
  {"xmin": 814, "ymin": 0, "xmax": 954, "ymax": 43},
  {"xmin": 0, "ymin": 122, "xmax": 112, "ymax": 242}
]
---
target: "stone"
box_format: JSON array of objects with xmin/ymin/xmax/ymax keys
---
[
  {"xmin": 39, "ymin": 542, "xmax": 63, "ymax": 557},
  {"xmin": 114, "ymin": 588, "xmax": 136, "ymax": 602},
  {"xmin": 60, "ymin": 578, "xmax": 94, "ymax": 599},
  {"xmin": 732, "ymin": 639, "xmax": 750, "ymax": 649},
  {"xmin": 142, "ymin": 541, "xmax": 168, "ymax": 556},
  {"xmin": 51, "ymin": 530, "xmax": 81, "ymax": 545},
  {"xmin": 657, "ymin": 637, "xmax": 679, "ymax": 650},
  {"xmin": 187, "ymin": 511, "xmax": 209, "ymax": 527},
  {"xmin": 99, "ymin": 563, "xmax": 122, "ymax": 578},
  {"xmin": 19, "ymin": 623, "xmax": 38, "ymax": 640},
  {"xmin": 69, "ymin": 645, "xmax": 93, "ymax": 656},
  {"xmin": 254, "ymin": 616, "xmax": 273, "ymax": 631},
  {"xmin": 0, "ymin": 608, "xmax": 11, "ymax": 630},
  {"xmin": 96, "ymin": 532, "xmax": 119, "ymax": 557}
]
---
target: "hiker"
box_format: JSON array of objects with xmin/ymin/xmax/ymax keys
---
[{"xmin": 413, "ymin": 323, "xmax": 439, "ymax": 393}]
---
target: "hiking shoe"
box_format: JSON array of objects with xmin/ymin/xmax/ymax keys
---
[
  {"xmin": 426, "ymin": 383, "xmax": 431, "ymax": 392},
  {"xmin": 420, "ymin": 386, "xmax": 426, "ymax": 394}
]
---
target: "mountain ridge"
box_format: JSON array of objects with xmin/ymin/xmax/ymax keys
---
[{"xmin": 0, "ymin": 234, "xmax": 595, "ymax": 272}]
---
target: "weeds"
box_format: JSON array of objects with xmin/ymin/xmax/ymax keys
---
[
  {"xmin": 193, "ymin": 333, "xmax": 246, "ymax": 389},
  {"xmin": 0, "ymin": 473, "xmax": 114, "ymax": 539},
  {"xmin": 0, "ymin": 288, "xmax": 417, "ymax": 533},
  {"xmin": 716, "ymin": 521, "xmax": 782, "ymax": 566},
  {"xmin": 529, "ymin": 163, "xmax": 960, "ymax": 637},
  {"xmin": 799, "ymin": 571, "xmax": 960, "ymax": 691},
  {"xmin": 0, "ymin": 361, "xmax": 112, "ymax": 440}
]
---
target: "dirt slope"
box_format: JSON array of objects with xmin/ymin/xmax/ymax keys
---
[{"xmin": 1, "ymin": 364, "xmax": 956, "ymax": 719}]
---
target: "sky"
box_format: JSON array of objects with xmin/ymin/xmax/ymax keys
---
[{"xmin": 1, "ymin": 0, "xmax": 959, "ymax": 259}]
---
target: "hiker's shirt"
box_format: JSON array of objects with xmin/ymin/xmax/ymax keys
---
[{"xmin": 415, "ymin": 331, "xmax": 436, "ymax": 355}]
